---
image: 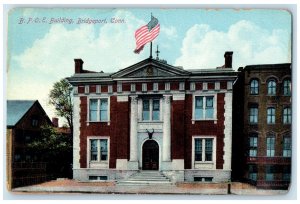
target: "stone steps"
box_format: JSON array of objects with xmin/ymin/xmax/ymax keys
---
[{"xmin": 117, "ymin": 171, "xmax": 173, "ymax": 186}]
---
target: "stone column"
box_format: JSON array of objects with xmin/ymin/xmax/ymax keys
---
[
  {"xmin": 129, "ymin": 96, "xmax": 138, "ymax": 161},
  {"xmin": 163, "ymin": 95, "xmax": 171, "ymax": 161}
]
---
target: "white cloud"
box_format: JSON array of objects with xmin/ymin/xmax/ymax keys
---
[
  {"xmin": 9, "ymin": 10, "xmax": 149, "ymax": 124},
  {"xmin": 161, "ymin": 26, "xmax": 178, "ymax": 39},
  {"xmin": 13, "ymin": 10, "xmax": 147, "ymax": 77},
  {"xmin": 175, "ymin": 20, "xmax": 291, "ymax": 69}
]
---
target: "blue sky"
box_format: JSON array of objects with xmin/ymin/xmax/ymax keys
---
[{"xmin": 7, "ymin": 8, "xmax": 292, "ymax": 123}]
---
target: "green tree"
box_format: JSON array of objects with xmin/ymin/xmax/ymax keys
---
[
  {"xmin": 27, "ymin": 125, "xmax": 72, "ymax": 178},
  {"xmin": 49, "ymin": 79, "xmax": 73, "ymax": 135}
]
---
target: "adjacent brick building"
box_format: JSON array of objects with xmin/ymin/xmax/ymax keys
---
[
  {"xmin": 67, "ymin": 52, "xmax": 237, "ymax": 182},
  {"xmin": 232, "ymin": 63, "xmax": 291, "ymax": 189},
  {"xmin": 6, "ymin": 100, "xmax": 52, "ymax": 190}
]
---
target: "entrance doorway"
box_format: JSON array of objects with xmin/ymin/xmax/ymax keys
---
[{"xmin": 142, "ymin": 140, "xmax": 159, "ymax": 170}]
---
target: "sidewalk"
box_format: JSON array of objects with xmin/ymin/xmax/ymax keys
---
[{"xmin": 11, "ymin": 179, "xmax": 289, "ymax": 195}]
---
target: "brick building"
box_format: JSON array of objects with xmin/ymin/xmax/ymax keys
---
[
  {"xmin": 6, "ymin": 100, "xmax": 52, "ymax": 189},
  {"xmin": 232, "ymin": 63, "xmax": 291, "ymax": 189},
  {"xmin": 67, "ymin": 52, "xmax": 237, "ymax": 183}
]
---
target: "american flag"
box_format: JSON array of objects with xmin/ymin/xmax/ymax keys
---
[{"xmin": 134, "ymin": 15, "xmax": 160, "ymax": 54}]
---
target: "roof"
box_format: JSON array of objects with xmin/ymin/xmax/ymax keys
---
[
  {"xmin": 67, "ymin": 57, "xmax": 237, "ymax": 85},
  {"xmin": 7, "ymin": 100, "xmax": 37, "ymax": 126},
  {"xmin": 243, "ymin": 63, "xmax": 291, "ymax": 71}
]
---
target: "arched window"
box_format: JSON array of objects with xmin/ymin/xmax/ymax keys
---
[
  {"xmin": 267, "ymin": 79, "xmax": 276, "ymax": 95},
  {"xmin": 283, "ymin": 79, "xmax": 291, "ymax": 96},
  {"xmin": 250, "ymin": 79, "xmax": 259, "ymax": 95}
]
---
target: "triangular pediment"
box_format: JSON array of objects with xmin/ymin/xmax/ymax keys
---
[{"xmin": 111, "ymin": 58, "xmax": 190, "ymax": 78}]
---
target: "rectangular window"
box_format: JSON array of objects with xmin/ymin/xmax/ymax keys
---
[
  {"xmin": 283, "ymin": 79, "xmax": 291, "ymax": 96},
  {"xmin": 266, "ymin": 165, "xmax": 274, "ymax": 181},
  {"xmin": 89, "ymin": 176, "xmax": 108, "ymax": 181},
  {"xmin": 283, "ymin": 137, "xmax": 291, "ymax": 157},
  {"xmin": 266, "ymin": 137, "xmax": 275, "ymax": 157},
  {"xmin": 89, "ymin": 98, "xmax": 109, "ymax": 122},
  {"xmin": 283, "ymin": 107, "xmax": 291, "ymax": 124},
  {"xmin": 194, "ymin": 177, "xmax": 213, "ymax": 182},
  {"xmin": 89, "ymin": 99, "xmax": 98, "ymax": 121},
  {"xmin": 194, "ymin": 138, "xmax": 214, "ymax": 162},
  {"xmin": 90, "ymin": 139, "xmax": 98, "ymax": 161},
  {"xmin": 249, "ymin": 106, "xmax": 258, "ymax": 124},
  {"xmin": 194, "ymin": 138, "xmax": 202, "ymax": 161},
  {"xmin": 249, "ymin": 135, "xmax": 258, "ymax": 157},
  {"xmin": 90, "ymin": 139, "xmax": 108, "ymax": 162},
  {"xmin": 152, "ymin": 99, "xmax": 160, "ymax": 121},
  {"xmin": 194, "ymin": 96, "xmax": 214, "ymax": 120},
  {"xmin": 205, "ymin": 139, "xmax": 213, "ymax": 161},
  {"xmin": 142, "ymin": 99, "xmax": 150, "ymax": 120},
  {"xmin": 100, "ymin": 99, "xmax": 108, "ymax": 121},
  {"xmin": 142, "ymin": 99, "xmax": 160, "ymax": 121},
  {"xmin": 267, "ymin": 107, "xmax": 276, "ymax": 124},
  {"xmin": 248, "ymin": 165, "xmax": 258, "ymax": 181}
]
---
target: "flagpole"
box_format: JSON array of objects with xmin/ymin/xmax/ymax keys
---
[{"xmin": 150, "ymin": 42, "xmax": 153, "ymax": 58}]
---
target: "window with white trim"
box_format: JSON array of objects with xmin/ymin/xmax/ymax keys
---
[
  {"xmin": 89, "ymin": 98, "xmax": 109, "ymax": 122},
  {"xmin": 194, "ymin": 138, "xmax": 213, "ymax": 162},
  {"xmin": 142, "ymin": 99, "xmax": 160, "ymax": 121},
  {"xmin": 283, "ymin": 137, "xmax": 291, "ymax": 157},
  {"xmin": 194, "ymin": 96, "xmax": 214, "ymax": 120},
  {"xmin": 283, "ymin": 107, "xmax": 291, "ymax": 124},
  {"xmin": 90, "ymin": 139, "xmax": 108, "ymax": 162}
]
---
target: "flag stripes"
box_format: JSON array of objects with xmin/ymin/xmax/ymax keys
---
[{"xmin": 134, "ymin": 18, "xmax": 160, "ymax": 54}]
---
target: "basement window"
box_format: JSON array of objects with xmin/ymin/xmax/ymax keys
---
[
  {"xmin": 194, "ymin": 177, "xmax": 213, "ymax": 182},
  {"xmin": 89, "ymin": 176, "xmax": 108, "ymax": 181}
]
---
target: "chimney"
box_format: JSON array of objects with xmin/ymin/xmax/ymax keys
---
[
  {"xmin": 224, "ymin": 51, "xmax": 233, "ymax": 68},
  {"xmin": 74, "ymin": 59, "xmax": 84, "ymax": 73},
  {"xmin": 52, "ymin": 117, "xmax": 59, "ymax": 128}
]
